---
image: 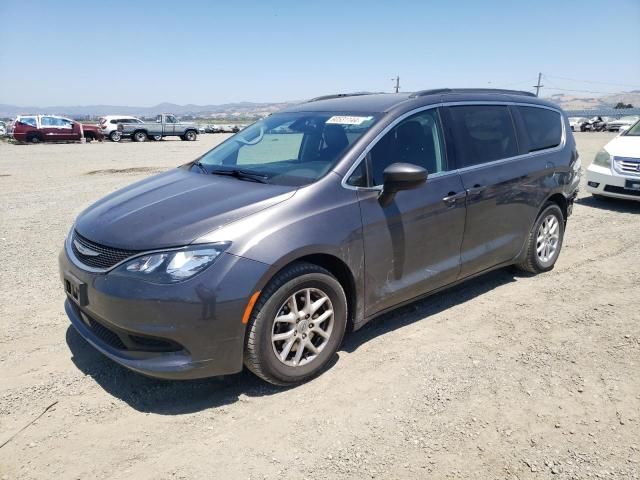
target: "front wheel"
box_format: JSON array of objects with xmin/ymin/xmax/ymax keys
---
[
  {"xmin": 150, "ymin": 134, "xmax": 162, "ymax": 141},
  {"xmin": 515, "ymin": 203, "xmax": 564, "ymax": 274},
  {"xmin": 244, "ymin": 262, "xmax": 347, "ymax": 386}
]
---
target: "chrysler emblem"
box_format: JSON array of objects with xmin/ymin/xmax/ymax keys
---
[{"xmin": 73, "ymin": 240, "xmax": 100, "ymax": 257}]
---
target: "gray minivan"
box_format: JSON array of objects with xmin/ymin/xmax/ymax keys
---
[{"xmin": 60, "ymin": 89, "xmax": 581, "ymax": 385}]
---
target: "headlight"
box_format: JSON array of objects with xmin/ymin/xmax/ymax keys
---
[
  {"xmin": 593, "ymin": 149, "xmax": 611, "ymax": 167},
  {"xmin": 112, "ymin": 243, "xmax": 229, "ymax": 283}
]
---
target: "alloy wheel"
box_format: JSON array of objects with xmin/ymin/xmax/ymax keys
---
[
  {"xmin": 536, "ymin": 214, "xmax": 560, "ymax": 264},
  {"xmin": 271, "ymin": 288, "xmax": 334, "ymax": 367}
]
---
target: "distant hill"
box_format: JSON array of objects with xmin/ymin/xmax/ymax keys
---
[
  {"xmin": 0, "ymin": 101, "xmax": 298, "ymax": 119},
  {"xmin": 2, "ymin": 90, "xmax": 639, "ymax": 119},
  {"xmin": 544, "ymin": 90, "xmax": 640, "ymax": 110}
]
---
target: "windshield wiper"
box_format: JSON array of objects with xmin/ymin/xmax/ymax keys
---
[
  {"xmin": 191, "ymin": 160, "xmax": 208, "ymax": 173},
  {"xmin": 209, "ymin": 168, "xmax": 270, "ymax": 184}
]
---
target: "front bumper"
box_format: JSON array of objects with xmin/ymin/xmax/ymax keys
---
[
  {"xmin": 59, "ymin": 246, "xmax": 270, "ymax": 379},
  {"xmin": 585, "ymin": 164, "xmax": 640, "ymax": 201}
]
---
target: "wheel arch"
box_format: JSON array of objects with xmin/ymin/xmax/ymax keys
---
[
  {"xmin": 256, "ymin": 253, "xmax": 358, "ymax": 332},
  {"xmin": 544, "ymin": 192, "xmax": 568, "ymax": 222}
]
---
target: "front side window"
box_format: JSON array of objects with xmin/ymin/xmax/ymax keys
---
[
  {"xmin": 448, "ymin": 105, "xmax": 518, "ymax": 167},
  {"xmin": 166, "ymin": 115, "xmax": 176, "ymax": 123},
  {"xmin": 365, "ymin": 108, "xmax": 447, "ymax": 186},
  {"xmin": 518, "ymin": 106, "xmax": 562, "ymax": 152},
  {"xmin": 198, "ymin": 112, "xmax": 378, "ymax": 186},
  {"xmin": 41, "ymin": 116, "xmax": 56, "ymax": 127}
]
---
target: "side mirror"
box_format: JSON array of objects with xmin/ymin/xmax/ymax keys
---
[{"xmin": 379, "ymin": 162, "xmax": 427, "ymax": 207}]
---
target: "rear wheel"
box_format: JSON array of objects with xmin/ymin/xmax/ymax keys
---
[
  {"xmin": 133, "ymin": 131, "xmax": 147, "ymax": 142},
  {"xmin": 184, "ymin": 130, "xmax": 197, "ymax": 141},
  {"xmin": 27, "ymin": 133, "xmax": 41, "ymax": 144},
  {"xmin": 244, "ymin": 262, "xmax": 347, "ymax": 386},
  {"xmin": 109, "ymin": 131, "xmax": 122, "ymax": 142},
  {"xmin": 516, "ymin": 203, "xmax": 564, "ymax": 274}
]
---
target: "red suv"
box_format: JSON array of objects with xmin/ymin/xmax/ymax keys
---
[{"xmin": 10, "ymin": 115, "xmax": 104, "ymax": 143}]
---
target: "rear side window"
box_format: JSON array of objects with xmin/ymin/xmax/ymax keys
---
[
  {"xmin": 447, "ymin": 105, "xmax": 518, "ymax": 167},
  {"xmin": 18, "ymin": 116, "xmax": 36, "ymax": 127},
  {"xmin": 518, "ymin": 106, "xmax": 562, "ymax": 152}
]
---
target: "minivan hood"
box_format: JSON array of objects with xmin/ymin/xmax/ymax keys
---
[
  {"xmin": 605, "ymin": 136, "xmax": 640, "ymax": 157},
  {"xmin": 75, "ymin": 168, "xmax": 296, "ymax": 250}
]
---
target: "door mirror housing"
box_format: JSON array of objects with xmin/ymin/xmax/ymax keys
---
[{"xmin": 379, "ymin": 162, "xmax": 428, "ymax": 207}]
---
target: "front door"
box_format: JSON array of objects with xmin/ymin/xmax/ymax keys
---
[{"xmin": 354, "ymin": 108, "xmax": 467, "ymax": 316}]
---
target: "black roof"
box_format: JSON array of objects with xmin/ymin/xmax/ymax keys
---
[{"xmin": 283, "ymin": 89, "xmax": 560, "ymax": 114}]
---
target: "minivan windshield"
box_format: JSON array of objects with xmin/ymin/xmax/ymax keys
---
[{"xmin": 196, "ymin": 112, "xmax": 379, "ymax": 186}]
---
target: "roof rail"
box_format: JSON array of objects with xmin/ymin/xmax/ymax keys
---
[
  {"xmin": 306, "ymin": 92, "xmax": 383, "ymax": 103},
  {"xmin": 409, "ymin": 88, "xmax": 536, "ymax": 98}
]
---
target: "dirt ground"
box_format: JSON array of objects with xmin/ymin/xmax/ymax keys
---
[{"xmin": 0, "ymin": 132, "xmax": 639, "ymax": 480}]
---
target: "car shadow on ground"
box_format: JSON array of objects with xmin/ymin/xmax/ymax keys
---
[
  {"xmin": 342, "ymin": 267, "xmax": 517, "ymax": 353},
  {"xmin": 67, "ymin": 267, "xmax": 517, "ymax": 415},
  {"xmin": 576, "ymin": 195, "xmax": 640, "ymax": 213}
]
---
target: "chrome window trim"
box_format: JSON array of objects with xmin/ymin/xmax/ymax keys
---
[{"xmin": 340, "ymin": 101, "xmax": 566, "ymax": 190}]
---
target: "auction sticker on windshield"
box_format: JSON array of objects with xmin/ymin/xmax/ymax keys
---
[{"xmin": 326, "ymin": 116, "xmax": 373, "ymax": 125}]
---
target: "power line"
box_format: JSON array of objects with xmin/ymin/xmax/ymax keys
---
[{"xmin": 544, "ymin": 74, "xmax": 640, "ymax": 90}]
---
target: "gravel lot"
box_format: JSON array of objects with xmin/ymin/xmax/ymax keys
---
[{"xmin": 0, "ymin": 132, "xmax": 639, "ymax": 479}]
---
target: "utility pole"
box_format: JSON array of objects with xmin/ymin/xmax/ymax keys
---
[
  {"xmin": 391, "ymin": 75, "xmax": 400, "ymax": 93},
  {"xmin": 534, "ymin": 72, "xmax": 543, "ymax": 97}
]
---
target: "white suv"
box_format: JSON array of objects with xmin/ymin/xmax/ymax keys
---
[{"xmin": 99, "ymin": 115, "xmax": 143, "ymax": 142}]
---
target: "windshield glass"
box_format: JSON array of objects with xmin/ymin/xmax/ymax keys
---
[
  {"xmin": 196, "ymin": 112, "xmax": 379, "ymax": 186},
  {"xmin": 624, "ymin": 120, "xmax": 640, "ymax": 136}
]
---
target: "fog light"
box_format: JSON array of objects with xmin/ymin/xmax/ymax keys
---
[{"xmin": 587, "ymin": 181, "xmax": 599, "ymax": 188}]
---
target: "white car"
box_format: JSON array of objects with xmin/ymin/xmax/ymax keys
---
[
  {"xmin": 99, "ymin": 115, "xmax": 144, "ymax": 142},
  {"xmin": 569, "ymin": 117, "xmax": 587, "ymax": 132},
  {"xmin": 586, "ymin": 120, "xmax": 640, "ymax": 201},
  {"xmin": 606, "ymin": 115, "xmax": 640, "ymax": 132}
]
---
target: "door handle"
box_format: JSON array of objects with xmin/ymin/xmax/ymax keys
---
[
  {"xmin": 467, "ymin": 185, "xmax": 486, "ymax": 196},
  {"xmin": 442, "ymin": 191, "xmax": 466, "ymax": 206}
]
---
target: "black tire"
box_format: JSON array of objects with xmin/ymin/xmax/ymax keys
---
[
  {"xmin": 109, "ymin": 131, "xmax": 122, "ymax": 142},
  {"xmin": 27, "ymin": 133, "xmax": 41, "ymax": 144},
  {"xmin": 244, "ymin": 262, "xmax": 347, "ymax": 386},
  {"xmin": 515, "ymin": 203, "xmax": 564, "ymax": 274},
  {"xmin": 133, "ymin": 131, "xmax": 147, "ymax": 142},
  {"xmin": 184, "ymin": 130, "xmax": 197, "ymax": 141},
  {"xmin": 84, "ymin": 134, "xmax": 94, "ymax": 143}
]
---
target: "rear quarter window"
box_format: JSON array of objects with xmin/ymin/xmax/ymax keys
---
[{"xmin": 517, "ymin": 106, "xmax": 562, "ymax": 152}]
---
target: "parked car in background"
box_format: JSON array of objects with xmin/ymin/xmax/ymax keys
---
[
  {"xmin": 99, "ymin": 115, "xmax": 144, "ymax": 142},
  {"xmin": 0, "ymin": 121, "xmax": 6, "ymax": 136},
  {"xmin": 569, "ymin": 117, "xmax": 588, "ymax": 132},
  {"xmin": 198, "ymin": 125, "xmax": 206, "ymax": 134},
  {"xmin": 60, "ymin": 88, "xmax": 580, "ymax": 385},
  {"xmin": 586, "ymin": 119, "xmax": 640, "ymax": 201},
  {"xmin": 581, "ymin": 116, "xmax": 607, "ymax": 132},
  {"xmin": 606, "ymin": 115, "xmax": 640, "ymax": 132},
  {"xmin": 9, "ymin": 115, "xmax": 104, "ymax": 143},
  {"xmin": 117, "ymin": 113, "xmax": 198, "ymax": 142}
]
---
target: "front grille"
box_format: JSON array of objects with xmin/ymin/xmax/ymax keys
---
[
  {"xmin": 71, "ymin": 231, "xmax": 139, "ymax": 270},
  {"xmin": 86, "ymin": 316, "xmax": 128, "ymax": 350},
  {"xmin": 604, "ymin": 185, "xmax": 640, "ymax": 197},
  {"xmin": 614, "ymin": 157, "xmax": 640, "ymax": 176}
]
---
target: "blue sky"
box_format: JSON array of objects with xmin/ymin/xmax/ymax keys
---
[{"xmin": 1, "ymin": 0, "xmax": 639, "ymax": 106}]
